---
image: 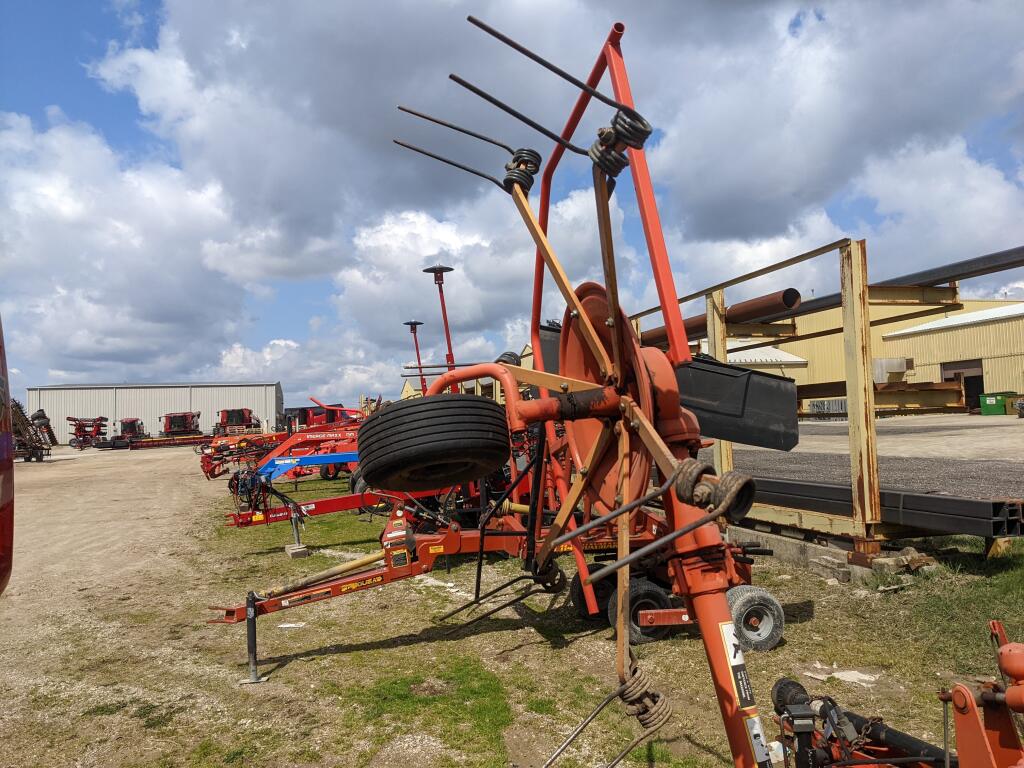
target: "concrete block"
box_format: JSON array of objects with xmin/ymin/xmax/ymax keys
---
[
  {"xmin": 727, "ymin": 526, "xmax": 873, "ymax": 584},
  {"xmin": 285, "ymin": 544, "xmax": 310, "ymax": 559},
  {"xmin": 871, "ymin": 556, "xmax": 902, "ymax": 574}
]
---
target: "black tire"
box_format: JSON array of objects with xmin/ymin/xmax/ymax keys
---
[
  {"xmin": 319, "ymin": 464, "xmax": 331, "ymax": 480},
  {"xmin": 351, "ymin": 469, "xmax": 393, "ymax": 517},
  {"xmin": 727, "ymin": 585, "xmax": 785, "ymax": 652},
  {"xmin": 569, "ymin": 570, "xmax": 615, "ymax": 620},
  {"xmin": 357, "ymin": 395, "xmax": 510, "ymax": 492},
  {"xmin": 606, "ymin": 578, "xmax": 673, "ymax": 645}
]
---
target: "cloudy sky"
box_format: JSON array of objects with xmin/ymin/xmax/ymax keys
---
[{"xmin": 1, "ymin": 0, "xmax": 1023, "ymax": 406}]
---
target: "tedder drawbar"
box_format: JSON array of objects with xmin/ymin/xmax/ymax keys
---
[{"xmin": 212, "ymin": 17, "xmax": 1023, "ymax": 768}]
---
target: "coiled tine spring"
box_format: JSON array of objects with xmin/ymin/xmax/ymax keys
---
[{"xmin": 542, "ymin": 659, "xmax": 672, "ymax": 768}]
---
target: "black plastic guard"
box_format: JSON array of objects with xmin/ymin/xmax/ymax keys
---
[{"xmin": 675, "ymin": 356, "xmax": 799, "ymax": 451}]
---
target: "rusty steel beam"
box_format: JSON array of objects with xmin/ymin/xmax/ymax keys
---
[
  {"xmin": 755, "ymin": 243, "xmax": 1024, "ymax": 324},
  {"xmin": 641, "ymin": 288, "xmax": 801, "ymax": 346}
]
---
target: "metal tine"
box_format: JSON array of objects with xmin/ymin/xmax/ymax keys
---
[
  {"xmin": 475, "ymin": 451, "xmax": 543, "ymax": 599},
  {"xmin": 397, "ymin": 105, "xmax": 514, "ymax": 155},
  {"xmin": 392, "ymin": 139, "xmax": 506, "ymax": 190},
  {"xmin": 449, "ymin": 74, "xmax": 589, "ymax": 156},
  {"xmin": 585, "ymin": 506, "xmax": 724, "ymax": 586},
  {"xmin": 435, "ymin": 573, "xmax": 534, "ymax": 622},
  {"xmin": 542, "ymin": 686, "xmax": 623, "ymax": 767},
  {"xmin": 466, "ymin": 15, "xmax": 640, "ymax": 119},
  {"xmin": 442, "ymin": 585, "xmax": 545, "ymax": 637},
  {"xmin": 544, "ymin": 465, "xmax": 682, "ymax": 556}
]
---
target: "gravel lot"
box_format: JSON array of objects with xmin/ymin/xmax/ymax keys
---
[{"xmin": 700, "ymin": 413, "xmax": 1024, "ymax": 497}]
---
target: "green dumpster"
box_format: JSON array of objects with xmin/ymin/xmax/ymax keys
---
[{"xmin": 980, "ymin": 392, "xmax": 1015, "ymax": 415}]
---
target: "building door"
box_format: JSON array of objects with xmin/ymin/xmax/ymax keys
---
[{"xmin": 941, "ymin": 359, "xmax": 984, "ymax": 409}]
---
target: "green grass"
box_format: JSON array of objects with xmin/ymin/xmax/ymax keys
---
[
  {"xmin": 132, "ymin": 702, "xmax": 176, "ymax": 729},
  {"xmin": 344, "ymin": 655, "xmax": 513, "ymax": 766},
  {"xmin": 83, "ymin": 701, "xmax": 129, "ymax": 717},
  {"xmin": 526, "ymin": 696, "xmax": 557, "ymax": 715}
]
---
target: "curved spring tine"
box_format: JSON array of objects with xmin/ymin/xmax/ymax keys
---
[
  {"xmin": 393, "ymin": 139, "xmax": 506, "ymax": 190},
  {"xmin": 449, "ymin": 74, "xmax": 588, "ymax": 156},
  {"xmin": 397, "ymin": 105, "xmax": 515, "ymax": 155},
  {"xmin": 466, "ymin": 15, "xmax": 645, "ymax": 121}
]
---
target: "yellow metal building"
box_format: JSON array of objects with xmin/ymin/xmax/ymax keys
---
[
  {"xmin": 397, "ymin": 299, "xmax": 1024, "ymax": 410},
  {"xmin": 727, "ymin": 299, "xmax": 1024, "ymax": 408}
]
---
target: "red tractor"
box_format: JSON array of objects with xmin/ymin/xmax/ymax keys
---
[
  {"xmin": 213, "ymin": 408, "xmax": 261, "ymax": 436},
  {"xmin": 160, "ymin": 411, "xmax": 202, "ymax": 437},
  {"xmin": 67, "ymin": 416, "xmax": 108, "ymax": 449}
]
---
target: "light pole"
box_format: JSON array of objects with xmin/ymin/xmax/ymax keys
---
[
  {"xmin": 403, "ymin": 320, "xmax": 427, "ymax": 396},
  {"xmin": 423, "ymin": 264, "xmax": 457, "ymax": 394}
]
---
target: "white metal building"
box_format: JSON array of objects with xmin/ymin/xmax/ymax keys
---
[{"xmin": 26, "ymin": 382, "xmax": 284, "ymax": 444}]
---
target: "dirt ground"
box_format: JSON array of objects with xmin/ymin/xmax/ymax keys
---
[{"xmin": 1, "ymin": 443, "xmax": 1022, "ymax": 768}]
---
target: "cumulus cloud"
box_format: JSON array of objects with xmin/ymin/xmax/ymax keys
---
[
  {"xmin": 852, "ymin": 137, "xmax": 1024, "ymax": 290},
  {"xmin": 0, "ymin": 112, "xmax": 247, "ymax": 379},
  {"xmin": 2, "ymin": 1, "xmax": 1023, "ymax": 404},
  {"xmin": 201, "ymin": 333, "xmax": 405, "ymax": 403}
]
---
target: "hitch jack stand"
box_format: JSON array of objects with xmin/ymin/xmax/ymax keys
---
[
  {"xmin": 285, "ymin": 508, "xmax": 310, "ymax": 559},
  {"xmin": 240, "ymin": 592, "xmax": 267, "ymax": 685}
]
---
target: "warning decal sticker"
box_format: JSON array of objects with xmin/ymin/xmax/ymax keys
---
[
  {"xmin": 744, "ymin": 715, "xmax": 773, "ymax": 768},
  {"xmin": 719, "ymin": 621, "xmax": 756, "ymax": 710}
]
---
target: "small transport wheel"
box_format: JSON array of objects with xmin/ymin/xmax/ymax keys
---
[
  {"xmin": 727, "ymin": 585, "xmax": 785, "ymax": 652},
  {"xmin": 357, "ymin": 394, "xmax": 510, "ymax": 492},
  {"xmin": 319, "ymin": 463, "xmax": 342, "ymax": 481},
  {"xmin": 569, "ymin": 569, "xmax": 615, "ymax": 620},
  {"xmin": 606, "ymin": 578, "xmax": 673, "ymax": 645},
  {"xmin": 350, "ymin": 469, "xmax": 390, "ymax": 517}
]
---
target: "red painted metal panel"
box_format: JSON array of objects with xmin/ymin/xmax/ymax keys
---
[{"xmin": 0, "ymin": 314, "xmax": 13, "ymax": 595}]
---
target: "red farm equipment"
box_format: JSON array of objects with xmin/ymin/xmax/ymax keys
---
[
  {"xmin": 160, "ymin": 411, "xmax": 202, "ymax": 437},
  {"xmin": 112, "ymin": 411, "xmax": 214, "ymax": 450},
  {"xmin": 95, "ymin": 417, "xmax": 150, "ymax": 449},
  {"xmin": 115, "ymin": 417, "xmax": 149, "ymax": 441},
  {"xmin": 284, "ymin": 399, "xmax": 352, "ymax": 431},
  {"xmin": 199, "ymin": 398, "xmax": 360, "ymax": 482},
  {"xmin": 11, "ymin": 400, "xmax": 56, "ymax": 462},
  {"xmin": 199, "ymin": 432, "xmax": 282, "ymax": 480},
  {"xmin": 770, "ymin": 622, "xmax": 1024, "ymax": 767},
  {"xmin": 1, "ymin": 312, "xmax": 14, "ymax": 596},
  {"xmin": 66, "ymin": 416, "xmax": 108, "ymax": 449},
  {"xmin": 213, "ymin": 408, "xmax": 261, "ymax": 436}
]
